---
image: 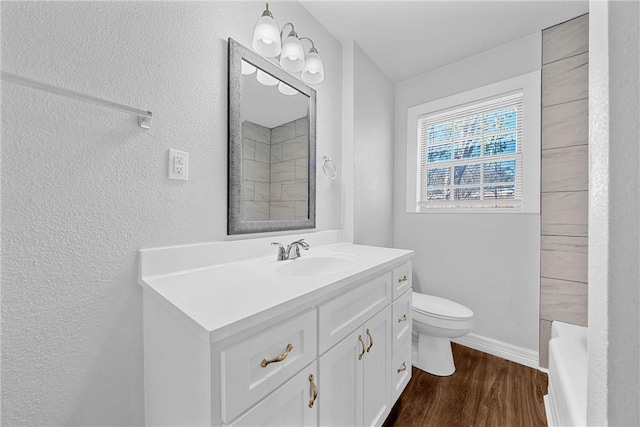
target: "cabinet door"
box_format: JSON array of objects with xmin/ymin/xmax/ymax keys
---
[
  {"xmin": 363, "ymin": 306, "xmax": 392, "ymax": 427},
  {"xmin": 318, "ymin": 329, "xmax": 364, "ymax": 427},
  {"xmin": 228, "ymin": 362, "xmax": 318, "ymax": 427}
]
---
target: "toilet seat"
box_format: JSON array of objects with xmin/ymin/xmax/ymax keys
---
[{"xmin": 412, "ymin": 292, "xmax": 473, "ymax": 320}]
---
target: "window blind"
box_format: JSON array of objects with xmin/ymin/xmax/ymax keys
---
[{"xmin": 416, "ymin": 91, "xmax": 524, "ymax": 211}]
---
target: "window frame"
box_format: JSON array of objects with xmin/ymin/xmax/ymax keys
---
[{"xmin": 405, "ymin": 71, "xmax": 541, "ymax": 214}]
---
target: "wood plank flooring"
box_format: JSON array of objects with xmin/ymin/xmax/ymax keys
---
[{"xmin": 384, "ymin": 343, "xmax": 548, "ymax": 427}]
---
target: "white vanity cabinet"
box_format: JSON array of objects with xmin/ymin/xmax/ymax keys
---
[
  {"xmin": 390, "ymin": 263, "xmax": 413, "ymax": 401},
  {"xmin": 319, "ymin": 306, "xmax": 392, "ymax": 426},
  {"xmin": 140, "ymin": 241, "xmax": 413, "ymax": 427}
]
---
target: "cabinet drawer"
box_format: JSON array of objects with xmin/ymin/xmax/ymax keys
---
[
  {"xmin": 392, "ymin": 336, "xmax": 412, "ymax": 402},
  {"xmin": 228, "ymin": 361, "xmax": 318, "ymax": 427},
  {"xmin": 319, "ymin": 273, "xmax": 392, "ymax": 354},
  {"xmin": 392, "ymin": 262, "xmax": 412, "ymax": 300},
  {"xmin": 392, "ymin": 290, "xmax": 412, "ymax": 352},
  {"xmin": 221, "ymin": 309, "xmax": 317, "ymax": 423}
]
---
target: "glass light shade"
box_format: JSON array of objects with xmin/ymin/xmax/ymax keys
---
[
  {"xmin": 256, "ymin": 69, "xmax": 279, "ymax": 86},
  {"xmin": 301, "ymin": 51, "xmax": 325, "ymax": 84},
  {"xmin": 241, "ymin": 61, "xmax": 257, "ymax": 75},
  {"xmin": 278, "ymin": 82, "xmax": 298, "ymax": 96},
  {"xmin": 279, "ymin": 35, "xmax": 305, "ymax": 72},
  {"xmin": 252, "ymin": 15, "xmax": 282, "ymax": 57}
]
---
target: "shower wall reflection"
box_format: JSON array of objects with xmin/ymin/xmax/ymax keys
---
[{"xmin": 242, "ymin": 116, "xmax": 309, "ymax": 221}]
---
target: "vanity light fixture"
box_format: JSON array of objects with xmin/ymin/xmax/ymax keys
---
[
  {"xmin": 251, "ymin": 3, "xmax": 325, "ymax": 85},
  {"xmin": 252, "ymin": 3, "xmax": 282, "ymax": 57},
  {"xmin": 279, "ymin": 23, "xmax": 305, "ymax": 72},
  {"xmin": 300, "ymin": 37, "xmax": 325, "ymax": 84}
]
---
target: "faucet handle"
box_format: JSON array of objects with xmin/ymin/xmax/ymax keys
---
[
  {"xmin": 271, "ymin": 242, "xmax": 286, "ymax": 261},
  {"xmin": 291, "ymin": 239, "xmax": 310, "ymax": 250}
]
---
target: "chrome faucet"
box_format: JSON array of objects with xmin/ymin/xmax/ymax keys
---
[
  {"xmin": 271, "ymin": 239, "xmax": 310, "ymax": 261},
  {"xmin": 286, "ymin": 239, "xmax": 310, "ymax": 260}
]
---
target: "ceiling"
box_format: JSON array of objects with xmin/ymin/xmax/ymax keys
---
[
  {"xmin": 243, "ymin": 64, "xmax": 309, "ymax": 128},
  {"xmin": 300, "ymin": 0, "xmax": 589, "ymax": 83}
]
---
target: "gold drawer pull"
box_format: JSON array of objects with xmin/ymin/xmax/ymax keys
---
[
  {"xmin": 261, "ymin": 343, "xmax": 293, "ymax": 368},
  {"xmin": 398, "ymin": 314, "xmax": 408, "ymax": 323},
  {"xmin": 397, "ymin": 362, "xmax": 407, "ymax": 373},
  {"xmin": 308, "ymin": 374, "xmax": 318, "ymax": 408},
  {"xmin": 366, "ymin": 329, "xmax": 373, "ymax": 352},
  {"xmin": 358, "ymin": 335, "xmax": 366, "ymax": 360},
  {"xmin": 398, "ymin": 274, "xmax": 408, "ymax": 283}
]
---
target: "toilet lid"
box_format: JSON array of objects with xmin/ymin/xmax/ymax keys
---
[{"xmin": 412, "ymin": 292, "xmax": 474, "ymax": 320}]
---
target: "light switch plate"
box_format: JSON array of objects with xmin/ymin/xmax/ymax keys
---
[{"xmin": 168, "ymin": 149, "xmax": 189, "ymax": 181}]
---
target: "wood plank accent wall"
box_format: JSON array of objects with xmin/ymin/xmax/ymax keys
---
[{"xmin": 539, "ymin": 14, "xmax": 589, "ymax": 368}]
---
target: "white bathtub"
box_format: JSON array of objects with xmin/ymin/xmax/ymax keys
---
[{"xmin": 544, "ymin": 321, "xmax": 588, "ymax": 427}]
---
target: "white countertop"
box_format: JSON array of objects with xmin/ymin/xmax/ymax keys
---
[{"xmin": 140, "ymin": 242, "xmax": 413, "ymax": 342}]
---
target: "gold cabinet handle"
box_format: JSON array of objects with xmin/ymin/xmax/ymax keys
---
[
  {"xmin": 308, "ymin": 374, "xmax": 318, "ymax": 408},
  {"xmin": 261, "ymin": 343, "xmax": 293, "ymax": 368},
  {"xmin": 398, "ymin": 274, "xmax": 408, "ymax": 283},
  {"xmin": 398, "ymin": 314, "xmax": 408, "ymax": 323},
  {"xmin": 358, "ymin": 335, "xmax": 366, "ymax": 360},
  {"xmin": 397, "ymin": 362, "xmax": 407, "ymax": 373},
  {"xmin": 366, "ymin": 329, "xmax": 373, "ymax": 353}
]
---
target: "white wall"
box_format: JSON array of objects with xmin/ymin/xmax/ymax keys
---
[
  {"xmin": 341, "ymin": 41, "xmax": 355, "ymax": 243},
  {"xmin": 353, "ymin": 43, "xmax": 394, "ymax": 247},
  {"xmin": 0, "ymin": 2, "xmax": 342, "ymax": 424},
  {"xmin": 588, "ymin": 0, "xmax": 640, "ymax": 425},
  {"xmin": 393, "ymin": 33, "xmax": 542, "ymax": 354},
  {"xmin": 341, "ymin": 40, "xmax": 395, "ymax": 247}
]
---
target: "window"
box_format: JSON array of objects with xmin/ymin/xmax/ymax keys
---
[
  {"xmin": 406, "ymin": 72, "xmax": 540, "ymax": 213},
  {"xmin": 418, "ymin": 93, "xmax": 523, "ymax": 210}
]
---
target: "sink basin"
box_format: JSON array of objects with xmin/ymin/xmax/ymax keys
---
[{"xmin": 276, "ymin": 255, "xmax": 358, "ymax": 277}]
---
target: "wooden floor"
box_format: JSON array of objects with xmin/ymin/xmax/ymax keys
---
[{"xmin": 384, "ymin": 343, "xmax": 548, "ymax": 427}]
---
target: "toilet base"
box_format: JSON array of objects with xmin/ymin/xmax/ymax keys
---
[{"xmin": 415, "ymin": 333, "xmax": 455, "ymax": 376}]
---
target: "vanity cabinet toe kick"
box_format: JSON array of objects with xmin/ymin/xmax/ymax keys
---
[{"xmin": 142, "ymin": 259, "xmax": 413, "ymax": 426}]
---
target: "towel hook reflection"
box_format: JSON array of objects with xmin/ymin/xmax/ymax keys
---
[{"xmin": 322, "ymin": 156, "xmax": 337, "ymax": 180}]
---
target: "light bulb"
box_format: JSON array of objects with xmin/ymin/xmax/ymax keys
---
[
  {"xmin": 301, "ymin": 50, "xmax": 325, "ymax": 84},
  {"xmin": 280, "ymin": 34, "xmax": 305, "ymax": 72},
  {"xmin": 252, "ymin": 5, "xmax": 281, "ymax": 57}
]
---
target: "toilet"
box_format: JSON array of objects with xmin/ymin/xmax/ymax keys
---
[{"xmin": 412, "ymin": 291, "xmax": 474, "ymax": 376}]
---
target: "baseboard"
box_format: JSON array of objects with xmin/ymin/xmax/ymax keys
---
[
  {"xmin": 543, "ymin": 395, "xmax": 553, "ymax": 427},
  {"xmin": 543, "ymin": 381, "xmax": 560, "ymax": 427},
  {"xmin": 451, "ymin": 332, "xmax": 540, "ymax": 370}
]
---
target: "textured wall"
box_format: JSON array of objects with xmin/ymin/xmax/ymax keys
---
[
  {"xmin": 588, "ymin": 0, "xmax": 640, "ymax": 424},
  {"xmin": 394, "ymin": 33, "xmax": 542, "ymax": 353},
  {"xmin": 0, "ymin": 2, "xmax": 343, "ymax": 425}
]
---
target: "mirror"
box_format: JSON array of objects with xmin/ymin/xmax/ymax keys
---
[{"xmin": 228, "ymin": 38, "xmax": 316, "ymax": 235}]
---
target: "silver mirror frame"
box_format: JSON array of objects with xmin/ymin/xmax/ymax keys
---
[{"xmin": 228, "ymin": 38, "xmax": 317, "ymax": 235}]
